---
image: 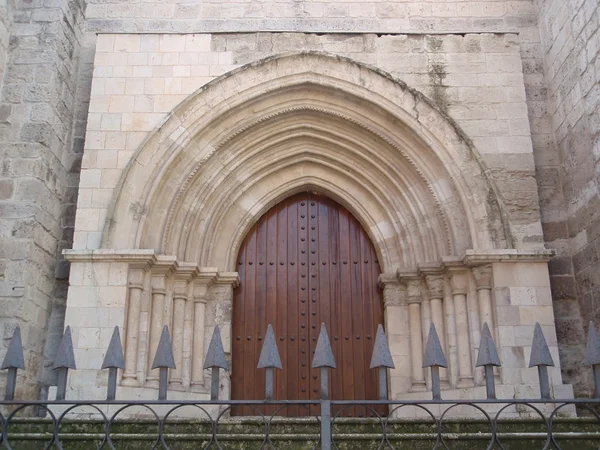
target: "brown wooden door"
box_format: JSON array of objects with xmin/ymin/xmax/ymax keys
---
[{"xmin": 231, "ymin": 193, "xmax": 386, "ymax": 417}]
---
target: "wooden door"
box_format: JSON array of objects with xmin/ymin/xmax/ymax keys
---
[{"xmin": 231, "ymin": 193, "xmax": 386, "ymax": 417}]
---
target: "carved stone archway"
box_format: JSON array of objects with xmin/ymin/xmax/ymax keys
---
[{"xmin": 63, "ymin": 52, "xmax": 570, "ymax": 407}]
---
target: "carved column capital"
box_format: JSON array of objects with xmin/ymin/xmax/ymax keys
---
[
  {"xmin": 151, "ymin": 275, "xmax": 166, "ymax": 294},
  {"xmin": 448, "ymin": 270, "xmax": 468, "ymax": 295},
  {"xmin": 424, "ymin": 274, "xmax": 444, "ymax": 299},
  {"xmin": 382, "ymin": 281, "xmax": 406, "ymax": 307},
  {"xmin": 472, "ymin": 265, "xmax": 493, "ymax": 290},
  {"xmin": 406, "ymin": 279, "xmax": 422, "ymax": 304},
  {"xmin": 128, "ymin": 268, "xmax": 145, "ymax": 290}
]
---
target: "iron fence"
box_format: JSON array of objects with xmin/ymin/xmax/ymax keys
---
[
  {"xmin": 0, "ymin": 398, "xmax": 599, "ymax": 449},
  {"xmin": 1, "ymin": 320, "xmax": 600, "ymax": 449}
]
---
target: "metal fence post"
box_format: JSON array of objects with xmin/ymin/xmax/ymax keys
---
[
  {"xmin": 101, "ymin": 327, "xmax": 125, "ymax": 401},
  {"xmin": 476, "ymin": 322, "xmax": 501, "ymax": 399},
  {"xmin": 529, "ymin": 322, "xmax": 555, "ymax": 400},
  {"xmin": 584, "ymin": 321, "xmax": 600, "ymax": 398},
  {"xmin": 369, "ymin": 324, "xmax": 395, "ymax": 400},
  {"xmin": 320, "ymin": 398, "xmax": 331, "ymax": 450},
  {"xmin": 151, "ymin": 326, "xmax": 176, "ymax": 400},
  {"xmin": 423, "ymin": 323, "xmax": 447, "ymax": 400},
  {"xmin": 257, "ymin": 324, "xmax": 283, "ymax": 401},
  {"xmin": 1, "ymin": 326, "xmax": 25, "ymax": 401},
  {"xmin": 312, "ymin": 323, "xmax": 336, "ymax": 450},
  {"xmin": 53, "ymin": 326, "xmax": 76, "ymax": 401},
  {"xmin": 204, "ymin": 325, "xmax": 229, "ymax": 400}
]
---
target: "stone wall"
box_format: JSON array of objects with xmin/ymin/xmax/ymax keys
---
[
  {"xmin": 0, "ymin": 0, "xmax": 595, "ymax": 399},
  {"xmin": 0, "ymin": 0, "xmax": 85, "ymax": 398},
  {"xmin": 536, "ymin": 0, "xmax": 600, "ymax": 395},
  {"xmin": 77, "ymin": 32, "xmax": 541, "ymax": 254}
]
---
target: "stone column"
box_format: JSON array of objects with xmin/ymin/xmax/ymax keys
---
[
  {"xmin": 406, "ymin": 278, "xmax": 426, "ymax": 392},
  {"xmin": 191, "ymin": 270, "xmax": 218, "ymax": 392},
  {"xmin": 147, "ymin": 274, "xmax": 166, "ymax": 387},
  {"xmin": 449, "ymin": 269, "xmax": 474, "ymax": 388},
  {"xmin": 425, "ymin": 274, "xmax": 448, "ymax": 386},
  {"xmin": 146, "ymin": 257, "xmax": 176, "ymax": 387},
  {"xmin": 122, "ymin": 268, "xmax": 145, "ymax": 387},
  {"xmin": 443, "ymin": 277, "xmax": 458, "ymax": 388},
  {"xmin": 169, "ymin": 280, "xmax": 187, "ymax": 390},
  {"xmin": 136, "ymin": 271, "xmax": 152, "ymax": 385},
  {"xmin": 380, "ymin": 274, "xmax": 409, "ymax": 396},
  {"xmin": 473, "ymin": 265, "xmax": 494, "ymax": 330},
  {"xmin": 212, "ymin": 273, "xmax": 240, "ymax": 400}
]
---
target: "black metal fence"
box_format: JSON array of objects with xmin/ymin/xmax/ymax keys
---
[
  {"xmin": 1, "ymin": 399, "xmax": 600, "ymax": 449},
  {"xmin": 1, "ymin": 320, "xmax": 600, "ymax": 449}
]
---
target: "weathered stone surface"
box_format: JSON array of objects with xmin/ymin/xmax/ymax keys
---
[{"xmin": 0, "ymin": 0, "xmax": 597, "ymax": 402}]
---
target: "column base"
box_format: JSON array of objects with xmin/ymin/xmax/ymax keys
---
[
  {"xmin": 191, "ymin": 382, "xmax": 207, "ymax": 393},
  {"xmin": 121, "ymin": 375, "xmax": 140, "ymax": 387},
  {"xmin": 457, "ymin": 377, "xmax": 474, "ymax": 388},
  {"xmin": 169, "ymin": 381, "xmax": 187, "ymax": 392},
  {"xmin": 145, "ymin": 379, "xmax": 159, "ymax": 389},
  {"xmin": 409, "ymin": 381, "xmax": 427, "ymax": 392}
]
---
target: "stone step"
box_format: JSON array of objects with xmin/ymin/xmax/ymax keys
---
[{"xmin": 4, "ymin": 418, "xmax": 600, "ymax": 449}]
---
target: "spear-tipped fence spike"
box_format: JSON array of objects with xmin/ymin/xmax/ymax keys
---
[
  {"xmin": 584, "ymin": 321, "xmax": 600, "ymax": 366},
  {"xmin": 2, "ymin": 326, "xmax": 25, "ymax": 370},
  {"xmin": 258, "ymin": 324, "xmax": 283, "ymax": 369},
  {"xmin": 423, "ymin": 323, "xmax": 447, "ymax": 368},
  {"xmin": 102, "ymin": 327, "xmax": 125, "ymax": 369},
  {"xmin": 203, "ymin": 325, "xmax": 228, "ymax": 370},
  {"xmin": 528, "ymin": 322, "xmax": 554, "ymax": 368},
  {"xmin": 152, "ymin": 326, "xmax": 176, "ymax": 369},
  {"xmin": 312, "ymin": 323, "xmax": 336, "ymax": 369},
  {"xmin": 476, "ymin": 322, "xmax": 501, "ymax": 367},
  {"xmin": 53, "ymin": 326, "xmax": 76, "ymax": 370},
  {"xmin": 584, "ymin": 322, "xmax": 600, "ymax": 398},
  {"xmin": 369, "ymin": 324, "xmax": 395, "ymax": 369}
]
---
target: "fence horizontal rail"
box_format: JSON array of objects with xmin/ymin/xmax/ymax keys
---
[{"xmin": 0, "ymin": 399, "xmax": 599, "ymax": 450}]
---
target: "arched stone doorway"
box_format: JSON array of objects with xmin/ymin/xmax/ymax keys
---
[
  {"xmin": 231, "ymin": 192, "xmax": 386, "ymax": 416},
  {"xmin": 62, "ymin": 53, "xmax": 570, "ymax": 409}
]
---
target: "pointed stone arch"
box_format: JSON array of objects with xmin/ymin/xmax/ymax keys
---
[{"xmin": 102, "ymin": 52, "xmax": 511, "ymax": 272}]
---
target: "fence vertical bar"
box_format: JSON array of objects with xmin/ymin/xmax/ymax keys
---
[
  {"xmin": 1, "ymin": 326, "xmax": 25, "ymax": 401},
  {"xmin": 528, "ymin": 322, "xmax": 554, "ymax": 400},
  {"xmin": 584, "ymin": 321, "xmax": 600, "ymax": 398},
  {"xmin": 257, "ymin": 325, "xmax": 282, "ymax": 401},
  {"xmin": 53, "ymin": 326, "xmax": 76, "ymax": 401},
  {"xmin": 101, "ymin": 327, "xmax": 125, "ymax": 401},
  {"xmin": 204, "ymin": 326, "xmax": 229, "ymax": 401},
  {"xmin": 423, "ymin": 323, "xmax": 447, "ymax": 400},
  {"xmin": 312, "ymin": 323, "xmax": 336, "ymax": 450},
  {"xmin": 370, "ymin": 324, "xmax": 394, "ymax": 400},
  {"xmin": 151, "ymin": 326, "xmax": 176, "ymax": 401},
  {"xmin": 476, "ymin": 323, "xmax": 501, "ymax": 400},
  {"xmin": 321, "ymin": 398, "xmax": 331, "ymax": 450}
]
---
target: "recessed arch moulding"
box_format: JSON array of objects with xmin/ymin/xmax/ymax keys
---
[
  {"xmin": 105, "ymin": 53, "xmax": 512, "ymax": 271},
  {"xmin": 63, "ymin": 53, "xmax": 571, "ymax": 406}
]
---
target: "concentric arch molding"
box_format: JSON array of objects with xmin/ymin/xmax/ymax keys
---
[{"xmin": 102, "ymin": 52, "xmax": 513, "ymax": 272}]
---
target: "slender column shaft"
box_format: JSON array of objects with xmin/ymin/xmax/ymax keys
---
[
  {"xmin": 192, "ymin": 281, "xmax": 211, "ymax": 390},
  {"xmin": 430, "ymin": 298, "xmax": 448, "ymax": 383},
  {"xmin": 191, "ymin": 301, "xmax": 207, "ymax": 388},
  {"xmin": 473, "ymin": 265, "xmax": 494, "ymax": 330},
  {"xmin": 182, "ymin": 293, "xmax": 194, "ymax": 388},
  {"xmin": 425, "ymin": 274, "xmax": 447, "ymax": 385},
  {"xmin": 169, "ymin": 295, "xmax": 186, "ymax": 389},
  {"xmin": 136, "ymin": 273, "xmax": 151, "ymax": 385},
  {"xmin": 478, "ymin": 288, "xmax": 493, "ymax": 330},
  {"xmin": 421, "ymin": 295, "xmax": 432, "ymax": 390},
  {"xmin": 443, "ymin": 279, "xmax": 458, "ymax": 388},
  {"xmin": 146, "ymin": 286, "xmax": 165, "ymax": 386},
  {"xmin": 122, "ymin": 271, "xmax": 144, "ymax": 387},
  {"xmin": 408, "ymin": 301, "xmax": 426, "ymax": 391},
  {"xmin": 454, "ymin": 292, "xmax": 474, "ymax": 386}
]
